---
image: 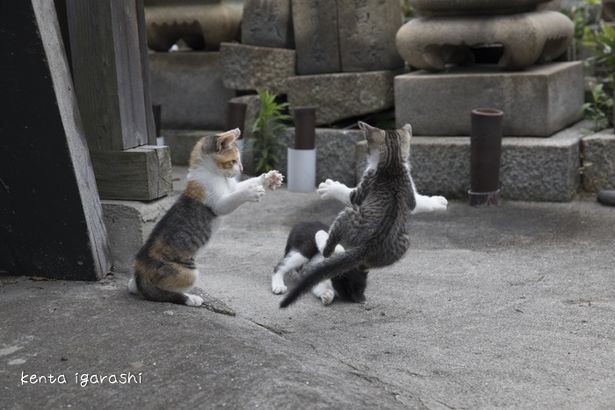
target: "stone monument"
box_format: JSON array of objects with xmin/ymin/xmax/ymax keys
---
[
  {"xmin": 145, "ymin": 0, "xmax": 240, "ymax": 130},
  {"xmin": 220, "ymin": 0, "xmax": 404, "ymax": 126},
  {"xmin": 395, "ymin": 0, "xmax": 583, "ymax": 137}
]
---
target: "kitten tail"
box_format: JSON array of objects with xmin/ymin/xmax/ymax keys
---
[{"xmin": 280, "ymin": 247, "xmax": 365, "ymax": 308}]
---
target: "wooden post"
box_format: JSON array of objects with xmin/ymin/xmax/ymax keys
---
[
  {"xmin": 0, "ymin": 0, "xmax": 110, "ymax": 280},
  {"xmin": 65, "ymin": 0, "xmax": 171, "ymax": 200}
]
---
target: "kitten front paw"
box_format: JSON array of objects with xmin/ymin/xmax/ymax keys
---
[
  {"xmin": 185, "ymin": 294, "xmax": 203, "ymax": 307},
  {"xmin": 246, "ymin": 184, "xmax": 265, "ymax": 202},
  {"xmin": 429, "ymin": 195, "xmax": 448, "ymax": 211},
  {"xmin": 263, "ymin": 170, "xmax": 284, "ymax": 190},
  {"xmin": 317, "ymin": 179, "xmax": 343, "ymax": 200}
]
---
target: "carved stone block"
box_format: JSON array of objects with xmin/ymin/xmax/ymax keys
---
[
  {"xmin": 145, "ymin": 1, "xmax": 241, "ymax": 51},
  {"xmin": 242, "ymin": 0, "xmax": 294, "ymax": 48},
  {"xmin": 291, "ymin": 0, "xmax": 341, "ymax": 74},
  {"xmin": 396, "ymin": 11, "xmax": 573, "ymax": 70},
  {"xmin": 287, "ymin": 71, "xmax": 395, "ymax": 125},
  {"xmin": 149, "ymin": 52, "xmax": 234, "ymax": 129},
  {"xmin": 336, "ymin": 0, "xmax": 404, "ymax": 72},
  {"xmin": 408, "ymin": 0, "xmax": 551, "ymax": 15},
  {"xmin": 220, "ymin": 42, "xmax": 296, "ymax": 93}
]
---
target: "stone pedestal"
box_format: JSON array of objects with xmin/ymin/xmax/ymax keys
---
[
  {"xmin": 149, "ymin": 52, "xmax": 235, "ymax": 129},
  {"xmin": 581, "ymin": 129, "xmax": 615, "ymax": 192},
  {"xmin": 103, "ymin": 194, "xmax": 177, "ymax": 273},
  {"xmin": 356, "ymin": 121, "xmax": 588, "ymax": 202},
  {"xmin": 395, "ymin": 62, "xmax": 584, "ymax": 137},
  {"xmin": 220, "ymin": 42, "xmax": 296, "ymax": 93},
  {"xmin": 288, "ymin": 71, "xmax": 396, "ymax": 125}
]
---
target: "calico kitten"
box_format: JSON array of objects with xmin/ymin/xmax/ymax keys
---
[
  {"xmin": 280, "ymin": 122, "xmax": 416, "ymax": 308},
  {"xmin": 272, "ymin": 221, "xmax": 368, "ymax": 305},
  {"xmin": 128, "ymin": 128, "xmax": 283, "ymax": 306}
]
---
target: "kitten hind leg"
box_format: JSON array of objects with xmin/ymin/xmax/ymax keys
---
[
  {"xmin": 315, "ymin": 230, "xmax": 345, "ymax": 255},
  {"xmin": 272, "ymin": 250, "xmax": 309, "ymax": 294},
  {"xmin": 128, "ymin": 277, "xmax": 138, "ymax": 294},
  {"xmin": 311, "ymin": 279, "xmax": 335, "ymax": 305}
]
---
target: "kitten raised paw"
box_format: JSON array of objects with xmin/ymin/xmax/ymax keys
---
[
  {"xmin": 185, "ymin": 294, "xmax": 204, "ymax": 307},
  {"xmin": 263, "ymin": 170, "xmax": 284, "ymax": 190},
  {"xmin": 317, "ymin": 179, "xmax": 341, "ymax": 200},
  {"xmin": 246, "ymin": 184, "xmax": 265, "ymax": 202}
]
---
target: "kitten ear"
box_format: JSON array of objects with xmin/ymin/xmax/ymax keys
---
[
  {"xmin": 357, "ymin": 121, "xmax": 374, "ymax": 132},
  {"xmin": 216, "ymin": 128, "xmax": 240, "ymax": 151},
  {"xmin": 402, "ymin": 123, "xmax": 412, "ymax": 136},
  {"xmin": 359, "ymin": 121, "xmax": 385, "ymax": 144}
]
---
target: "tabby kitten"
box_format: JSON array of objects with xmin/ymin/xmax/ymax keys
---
[
  {"xmin": 128, "ymin": 128, "xmax": 283, "ymax": 306},
  {"xmin": 272, "ymin": 221, "xmax": 368, "ymax": 305},
  {"xmin": 280, "ymin": 122, "xmax": 415, "ymax": 308}
]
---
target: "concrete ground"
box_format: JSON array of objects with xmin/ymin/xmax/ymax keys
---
[{"xmin": 1, "ymin": 180, "xmax": 615, "ymax": 409}]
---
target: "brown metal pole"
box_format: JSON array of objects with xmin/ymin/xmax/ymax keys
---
[
  {"xmin": 225, "ymin": 101, "xmax": 247, "ymax": 139},
  {"xmin": 293, "ymin": 106, "xmax": 316, "ymax": 150},
  {"xmin": 469, "ymin": 108, "xmax": 503, "ymax": 206}
]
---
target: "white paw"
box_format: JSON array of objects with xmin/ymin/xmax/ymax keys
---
[
  {"xmin": 127, "ymin": 278, "xmax": 138, "ymax": 294},
  {"xmin": 185, "ymin": 294, "xmax": 203, "ymax": 307},
  {"xmin": 272, "ymin": 275, "xmax": 287, "ymax": 294},
  {"xmin": 319, "ymin": 289, "xmax": 335, "ymax": 306},
  {"xmin": 246, "ymin": 184, "xmax": 265, "ymax": 202},
  {"xmin": 317, "ymin": 179, "xmax": 343, "ymax": 200},
  {"xmin": 272, "ymin": 283, "xmax": 287, "ymax": 294},
  {"xmin": 315, "ymin": 230, "xmax": 329, "ymax": 251},
  {"xmin": 263, "ymin": 170, "xmax": 284, "ymax": 190},
  {"xmin": 429, "ymin": 195, "xmax": 448, "ymax": 211}
]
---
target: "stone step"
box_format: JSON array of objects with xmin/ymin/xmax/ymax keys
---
[
  {"xmin": 581, "ymin": 128, "xmax": 615, "ymax": 192},
  {"xmin": 395, "ymin": 62, "xmax": 584, "ymax": 137},
  {"xmin": 356, "ymin": 121, "xmax": 590, "ymax": 202}
]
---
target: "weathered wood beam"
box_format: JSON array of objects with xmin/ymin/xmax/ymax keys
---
[
  {"xmin": 66, "ymin": 0, "xmax": 149, "ymax": 151},
  {"xmin": 0, "ymin": 0, "xmax": 110, "ymax": 280},
  {"xmin": 90, "ymin": 146, "xmax": 172, "ymax": 201}
]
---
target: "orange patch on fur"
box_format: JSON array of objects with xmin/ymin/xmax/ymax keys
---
[
  {"xmin": 156, "ymin": 264, "xmax": 197, "ymax": 290},
  {"xmin": 214, "ymin": 145, "xmax": 239, "ymax": 169},
  {"xmin": 185, "ymin": 180, "xmax": 205, "ymax": 202}
]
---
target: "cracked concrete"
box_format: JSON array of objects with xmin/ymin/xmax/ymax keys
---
[{"xmin": 2, "ymin": 173, "xmax": 615, "ymax": 409}]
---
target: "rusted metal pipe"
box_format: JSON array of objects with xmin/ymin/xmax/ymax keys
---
[
  {"xmin": 225, "ymin": 101, "xmax": 247, "ymax": 138},
  {"xmin": 287, "ymin": 106, "xmax": 317, "ymax": 192},
  {"xmin": 152, "ymin": 104, "xmax": 162, "ymax": 139},
  {"xmin": 292, "ymin": 106, "xmax": 316, "ymax": 150},
  {"xmin": 468, "ymin": 108, "xmax": 503, "ymax": 206}
]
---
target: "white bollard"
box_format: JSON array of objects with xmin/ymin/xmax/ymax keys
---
[{"xmin": 287, "ymin": 148, "xmax": 316, "ymax": 193}]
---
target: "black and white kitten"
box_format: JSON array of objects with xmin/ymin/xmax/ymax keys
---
[{"xmin": 272, "ymin": 221, "xmax": 368, "ymax": 305}]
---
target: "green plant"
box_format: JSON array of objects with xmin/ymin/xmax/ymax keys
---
[
  {"xmin": 400, "ymin": 0, "xmax": 414, "ymax": 20},
  {"xmin": 251, "ymin": 89, "xmax": 290, "ymax": 173},
  {"xmin": 583, "ymin": 83, "xmax": 614, "ymax": 131},
  {"xmin": 584, "ymin": 22, "xmax": 615, "ymax": 82}
]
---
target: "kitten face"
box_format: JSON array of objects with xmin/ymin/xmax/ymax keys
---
[
  {"xmin": 358, "ymin": 122, "xmax": 412, "ymax": 169},
  {"xmin": 190, "ymin": 129, "xmax": 243, "ymax": 178}
]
